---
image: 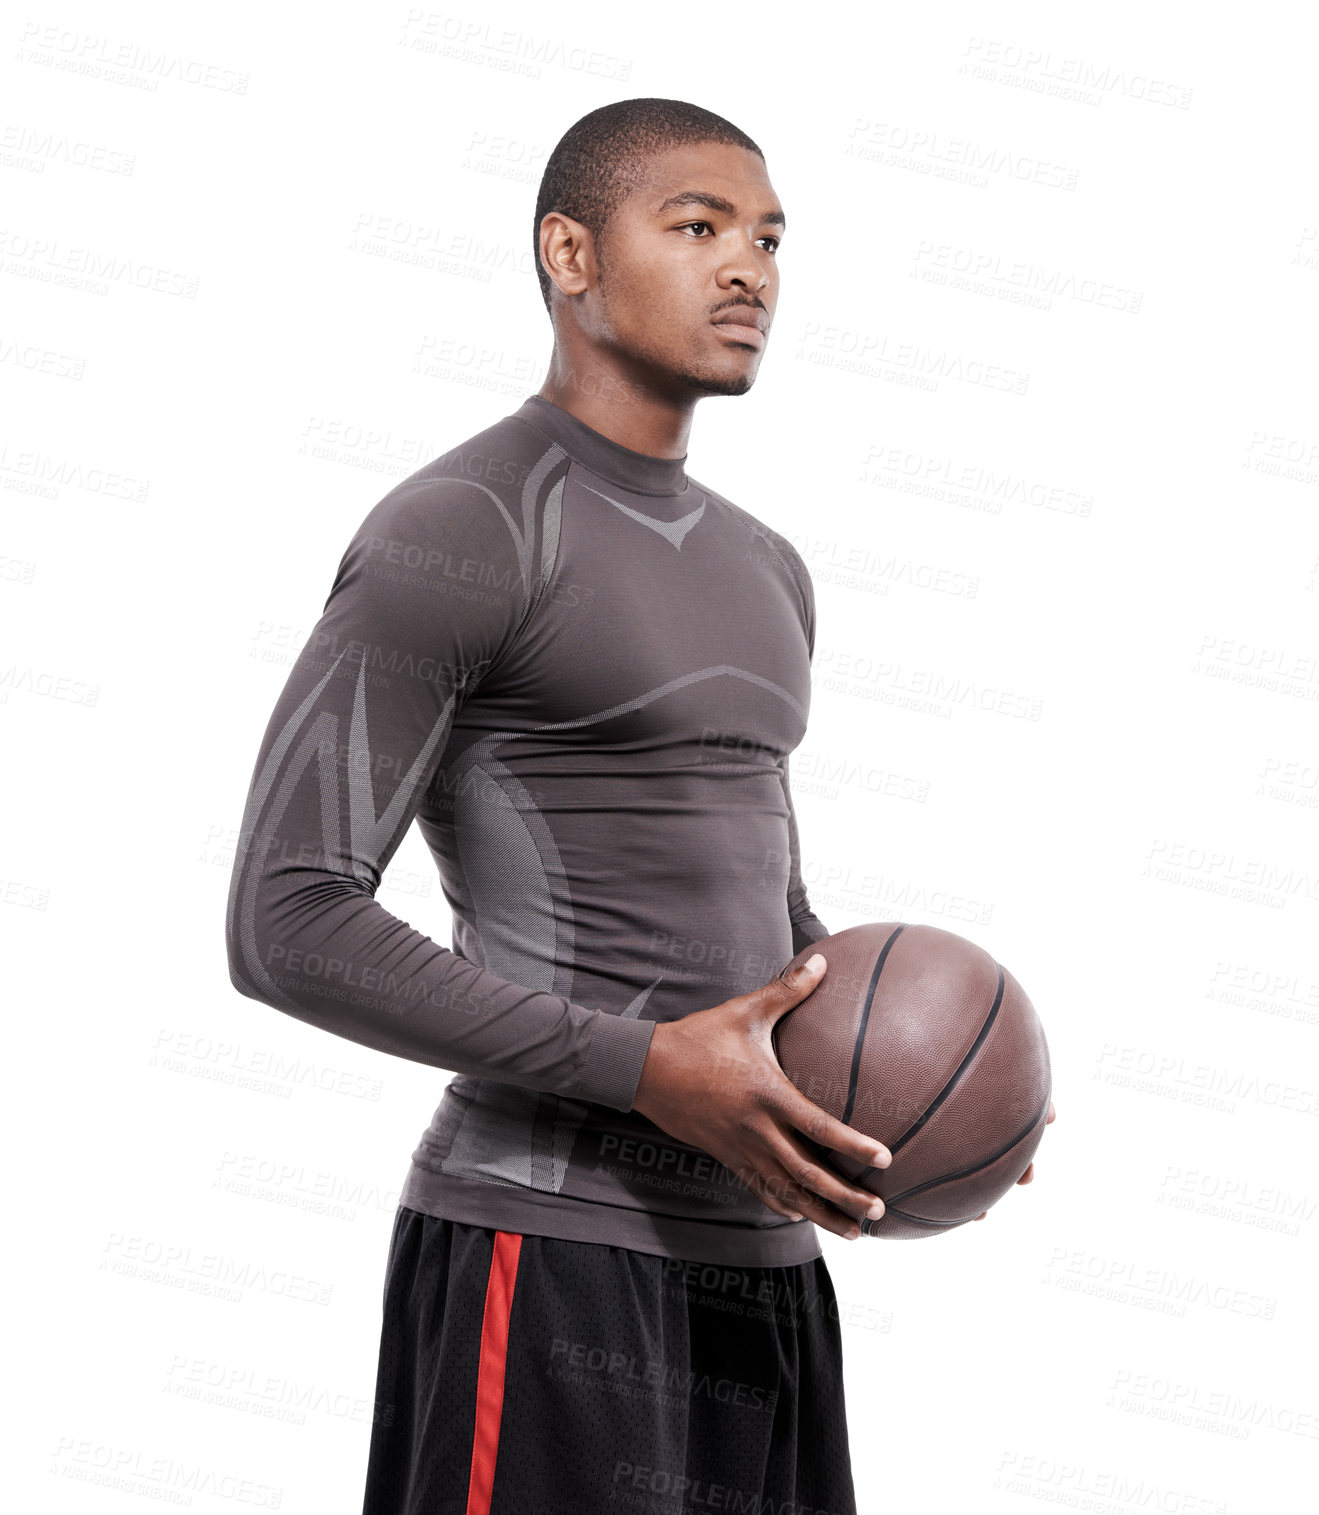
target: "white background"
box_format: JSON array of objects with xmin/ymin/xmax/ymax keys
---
[{"xmin": 3, "ymin": 2, "xmax": 1317, "ymax": 1511}]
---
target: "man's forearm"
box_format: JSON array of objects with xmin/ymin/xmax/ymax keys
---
[
  {"xmin": 227, "ymin": 853, "xmax": 656, "ymax": 1110},
  {"xmin": 790, "ymin": 911, "xmax": 831, "ymax": 957}
]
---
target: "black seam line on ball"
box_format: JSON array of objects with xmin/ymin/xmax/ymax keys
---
[
  {"xmin": 841, "ymin": 925, "xmax": 905, "ymax": 1128},
  {"xmin": 869, "ymin": 1208, "xmax": 962, "ymax": 1230},
  {"xmin": 884, "ymin": 1092, "xmax": 1053, "ymax": 1208},
  {"xmin": 884, "ymin": 961, "xmax": 1007, "ymax": 1160}
]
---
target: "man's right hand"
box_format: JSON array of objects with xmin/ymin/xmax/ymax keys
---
[{"xmin": 630, "ymin": 954, "xmax": 892, "ymax": 1240}]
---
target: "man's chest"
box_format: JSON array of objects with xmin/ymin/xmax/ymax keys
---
[{"xmin": 458, "ymin": 482, "xmax": 812, "ymax": 761}]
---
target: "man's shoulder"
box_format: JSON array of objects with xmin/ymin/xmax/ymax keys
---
[
  {"xmin": 347, "ymin": 406, "xmax": 564, "ymax": 549},
  {"xmin": 690, "ymin": 472, "xmax": 811, "ymax": 585},
  {"xmin": 325, "ymin": 406, "xmax": 566, "ymax": 599},
  {"xmin": 393, "ymin": 406, "xmax": 560, "ymax": 504},
  {"xmin": 322, "ymin": 407, "xmax": 558, "ymax": 628}
]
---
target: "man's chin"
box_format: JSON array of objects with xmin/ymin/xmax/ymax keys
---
[{"xmin": 685, "ymin": 366, "xmax": 757, "ymax": 398}]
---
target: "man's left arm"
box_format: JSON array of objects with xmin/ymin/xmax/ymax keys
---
[
  {"xmin": 780, "ymin": 542, "xmax": 830, "ymax": 956},
  {"xmin": 778, "ymin": 751, "xmax": 831, "ymax": 956}
]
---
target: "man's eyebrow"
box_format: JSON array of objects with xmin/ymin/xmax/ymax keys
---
[{"xmin": 652, "ymin": 190, "xmax": 786, "ymax": 229}]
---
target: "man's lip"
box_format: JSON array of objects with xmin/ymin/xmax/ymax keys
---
[{"xmin": 711, "ymin": 308, "xmax": 768, "ymax": 333}]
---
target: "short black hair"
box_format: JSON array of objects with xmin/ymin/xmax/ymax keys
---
[{"xmin": 532, "ymin": 97, "xmax": 764, "ymax": 313}]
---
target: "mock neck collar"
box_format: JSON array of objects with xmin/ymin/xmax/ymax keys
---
[{"xmin": 512, "ymin": 395, "xmax": 689, "ymax": 497}]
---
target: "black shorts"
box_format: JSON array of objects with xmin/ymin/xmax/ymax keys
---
[{"xmin": 361, "ymin": 1206, "xmax": 858, "ymax": 1515}]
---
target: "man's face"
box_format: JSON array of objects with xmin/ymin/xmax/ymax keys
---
[{"xmin": 576, "ymin": 141, "xmax": 784, "ymax": 398}]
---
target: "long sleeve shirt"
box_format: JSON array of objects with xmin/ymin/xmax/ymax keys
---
[{"xmin": 224, "ymin": 394, "xmax": 830, "ymax": 1265}]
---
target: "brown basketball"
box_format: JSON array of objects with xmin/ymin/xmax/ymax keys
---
[{"xmin": 772, "ymin": 921, "xmax": 1051, "ymax": 1239}]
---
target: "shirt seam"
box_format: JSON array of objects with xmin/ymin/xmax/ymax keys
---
[{"xmin": 463, "ymin": 448, "xmax": 568, "ymax": 700}]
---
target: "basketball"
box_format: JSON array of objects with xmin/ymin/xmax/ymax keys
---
[{"xmin": 772, "ymin": 922, "xmax": 1052, "ymax": 1239}]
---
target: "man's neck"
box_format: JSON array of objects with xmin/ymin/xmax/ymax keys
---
[{"xmin": 535, "ymin": 371, "xmax": 694, "ymax": 462}]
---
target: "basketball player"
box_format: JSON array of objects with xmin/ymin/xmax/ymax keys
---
[{"xmin": 225, "ymin": 98, "xmax": 1055, "ymax": 1515}]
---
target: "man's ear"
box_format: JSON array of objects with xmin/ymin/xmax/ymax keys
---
[{"xmin": 539, "ymin": 211, "xmax": 595, "ymax": 300}]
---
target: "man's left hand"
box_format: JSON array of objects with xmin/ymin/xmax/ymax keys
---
[{"xmin": 974, "ymin": 1098, "xmax": 1056, "ymax": 1221}]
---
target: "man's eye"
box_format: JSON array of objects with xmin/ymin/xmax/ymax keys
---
[{"xmin": 678, "ymin": 222, "xmax": 778, "ymax": 252}]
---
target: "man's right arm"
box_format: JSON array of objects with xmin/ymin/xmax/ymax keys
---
[{"xmin": 223, "ymin": 471, "xmax": 655, "ymax": 1111}]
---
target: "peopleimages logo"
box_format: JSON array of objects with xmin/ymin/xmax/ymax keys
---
[
  {"xmin": 396, "ymin": 10, "xmax": 632, "ymax": 81},
  {"xmin": 16, "ymin": 22, "xmax": 250, "ymax": 93}
]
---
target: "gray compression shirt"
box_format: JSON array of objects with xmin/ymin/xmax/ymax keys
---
[{"xmin": 225, "ymin": 394, "xmax": 831, "ymax": 1265}]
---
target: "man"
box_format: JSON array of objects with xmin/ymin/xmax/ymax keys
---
[{"xmin": 225, "ymin": 97, "xmax": 1052, "ymax": 1514}]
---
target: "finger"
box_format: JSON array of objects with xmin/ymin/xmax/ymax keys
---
[
  {"xmin": 974, "ymin": 1211, "xmax": 988, "ymax": 1221},
  {"xmin": 727, "ymin": 1156, "xmax": 829, "ymax": 1229},
  {"xmin": 731, "ymin": 1161, "xmax": 805, "ymax": 1221},
  {"xmin": 1046, "ymin": 1100, "xmax": 1056, "ymax": 1123},
  {"xmin": 756, "ymin": 1184, "xmax": 807, "ymax": 1223},
  {"xmin": 1016, "ymin": 1161, "xmax": 1034, "ymax": 1185},
  {"xmin": 761, "ymin": 1126, "xmax": 886, "ymax": 1227},
  {"xmin": 776, "ymin": 1085, "xmax": 892, "ymax": 1170},
  {"xmin": 723, "ymin": 1147, "xmax": 810, "ymax": 1220},
  {"xmin": 752, "ymin": 1158, "xmax": 874, "ymax": 1241},
  {"xmin": 759, "ymin": 961, "xmax": 894, "ymax": 1171}
]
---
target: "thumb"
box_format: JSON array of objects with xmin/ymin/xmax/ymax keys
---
[{"xmin": 763, "ymin": 951, "xmax": 827, "ymax": 1021}]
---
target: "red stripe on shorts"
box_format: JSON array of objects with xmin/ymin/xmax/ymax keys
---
[{"xmin": 465, "ymin": 1230, "xmax": 523, "ymax": 1515}]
